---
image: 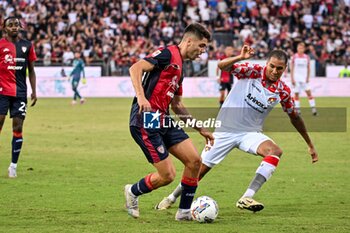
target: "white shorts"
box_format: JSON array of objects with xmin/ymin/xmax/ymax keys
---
[
  {"xmin": 293, "ymin": 82, "xmax": 310, "ymax": 93},
  {"xmin": 201, "ymin": 131, "xmax": 273, "ymax": 168}
]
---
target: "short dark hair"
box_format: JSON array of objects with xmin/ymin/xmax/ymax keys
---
[
  {"xmin": 3, "ymin": 16, "xmax": 21, "ymax": 28},
  {"xmin": 183, "ymin": 23, "xmax": 211, "ymax": 42},
  {"xmin": 267, "ymin": 50, "xmax": 288, "ymax": 65}
]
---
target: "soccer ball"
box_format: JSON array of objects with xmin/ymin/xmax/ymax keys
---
[{"xmin": 191, "ymin": 196, "xmax": 219, "ymax": 223}]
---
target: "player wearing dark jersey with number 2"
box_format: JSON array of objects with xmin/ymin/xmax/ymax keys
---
[
  {"xmin": 0, "ymin": 17, "xmax": 37, "ymax": 178},
  {"xmin": 125, "ymin": 23, "xmax": 214, "ymax": 221}
]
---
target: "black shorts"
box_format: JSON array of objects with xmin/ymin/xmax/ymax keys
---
[
  {"xmin": 219, "ymin": 82, "xmax": 232, "ymax": 92},
  {"xmin": 0, "ymin": 95, "xmax": 27, "ymax": 119},
  {"xmin": 130, "ymin": 125, "xmax": 189, "ymax": 164}
]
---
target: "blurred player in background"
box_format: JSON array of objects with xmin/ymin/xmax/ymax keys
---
[
  {"xmin": 69, "ymin": 51, "xmax": 86, "ymax": 105},
  {"xmin": 217, "ymin": 46, "xmax": 234, "ymax": 107},
  {"xmin": 290, "ymin": 42, "xmax": 317, "ymax": 116},
  {"xmin": 156, "ymin": 45, "xmax": 318, "ymax": 213},
  {"xmin": 338, "ymin": 64, "xmax": 350, "ymax": 78},
  {"xmin": 0, "ymin": 16, "xmax": 37, "ymax": 178},
  {"xmin": 125, "ymin": 23, "xmax": 214, "ymax": 221}
]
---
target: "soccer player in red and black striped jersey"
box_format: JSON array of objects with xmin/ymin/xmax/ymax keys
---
[
  {"xmin": 0, "ymin": 17, "xmax": 37, "ymax": 178},
  {"xmin": 125, "ymin": 23, "xmax": 214, "ymax": 221}
]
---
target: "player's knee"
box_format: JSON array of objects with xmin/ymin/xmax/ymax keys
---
[
  {"xmin": 160, "ymin": 171, "xmax": 176, "ymax": 185},
  {"xmin": 186, "ymin": 156, "xmax": 202, "ymax": 172},
  {"xmin": 272, "ymin": 147, "xmax": 283, "ymax": 157},
  {"xmin": 12, "ymin": 125, "xmax": 23, "ymax": 133},
  {"xmin": 262, "ymin": 146, "xmax": 283, "ymax": 157}
]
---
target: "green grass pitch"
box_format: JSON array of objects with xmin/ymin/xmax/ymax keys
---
[{"xmin": 0, "ymin": 97, "xmax": 349, "ymax": 233}]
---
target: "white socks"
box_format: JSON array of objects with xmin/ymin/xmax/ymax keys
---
[
  {"xmin": 168, "ymin": 183, "xmax": 182, "ymax": 201},
  {"xmin": 308, "ymin": 98, "xmax": 316, "ymax": 108}
]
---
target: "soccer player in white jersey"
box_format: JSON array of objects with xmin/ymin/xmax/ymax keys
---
[
  {"xmin": 155, "ymin": 45, "xmax": 319, "ymax": 213},
  {"xmin": 291, "ymin": 42, "xmax": 317, "ymax": 116}
]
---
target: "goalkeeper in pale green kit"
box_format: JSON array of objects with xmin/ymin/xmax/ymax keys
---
[
  {"xmin": 338, "ymin": 64, "xmax": 350, "ymax": 78},
  {"xmin": 69, "ymin": 52, "xmax": 86, "ymax": 105}
]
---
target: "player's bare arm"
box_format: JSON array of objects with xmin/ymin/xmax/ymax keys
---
[
  {"xmin": 218, "ymin": 45, "xmax": 255, "ymax": 72},
  {"xmin": 216, "ymin": 66, "xmax": 221, "ymax": 83},
  {"xmin": 28, "ymin": 61, "xmax": 37, "ymax": 106},
  {"xmin": 171, "ymin": 95, "xmax": 214, "ymax": 146},
  {"xmin": 288, "ymin": 111, "xmax": 319, "ymax": 163},
  {"xmin": 290, "ymin": 61, "xmax": 295, "ymax": 86},
  {"xmin": 306, "ymin": 60, "xmax": 310, "ymax": 83},
  {"xmin": 129, "ymin": 59, "xmax": 154, "ymax": 113}
]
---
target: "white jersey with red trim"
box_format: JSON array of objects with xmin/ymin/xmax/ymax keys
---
[
  {"xmin": 292, "ymin": 53, "xmax": 309, "ymax": 82},
  {"xmin": 216, "ymin": 63, "xmax": 295, "ymax": 133}
]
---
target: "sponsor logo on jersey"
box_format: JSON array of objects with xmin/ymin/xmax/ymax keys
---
[
  {"xmin": 14, "ymin": 58, "xmax": 26, "ymax": 62},
  {"xmin": 7, "ymin": 66, "xmax": 23, "ymax": 70},
  {"xmin": 168, "ymin": 76, "xmax": 179, "ymax": 88},
  {"xmin": 4, "ymin": 54, "xmax": 13, "ymax": 63},
  {"xmin": 246, "ymin": 93, "xmax": 267, "ymax": 109},
  {"xmin": 166, "ymin": 91, "xmax": 174, "ymax": 98},
  {"xmin": 151, "ymin": 50, "xmax": 161, "ymax": 57},
  {"xmin": 22, "ymin": 47, "xmax": 27, "ymax": 53}
]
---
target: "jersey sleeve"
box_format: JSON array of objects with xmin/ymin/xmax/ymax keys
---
[
  {"xmin": 279, "ymin": 84, "xmax": 295, "ymax": 114},
  {"xmin": 231, "ymin": 63, "xmax": 263, "ymax": 79},
  {"xmin": 28, "ymin": 43, "xmax": 37, "ymax": 62},
  {"xmin": 144, "ymin": 48, "xmax": 171, "ymax": 70}
]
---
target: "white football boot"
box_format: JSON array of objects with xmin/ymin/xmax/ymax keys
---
[
  {"xmin": 155, "ymin": 197, "xmax": 176, "ymax": 210},
  {"xmin": 175, "ymin": 209, "xmax": 192, "ymax": 221},
  {"xmin": 124, "ymin": 184, "xmax": 139, "ymax": 218},
  {"xmin": 236, "ymin": 197, "xmax": 264, "ymax": 212},
  {"xmin": 8, "ymin": 166, "xmax": 17, "ymax": 178}
]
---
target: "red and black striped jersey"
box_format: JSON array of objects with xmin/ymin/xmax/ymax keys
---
[
  {"xmin": 130, "ymin": 45, "xmax": 184, "ymax": 127},
  {"xmin": 0, "ymin": 38, "xmax": 37, "ymax": 97}
]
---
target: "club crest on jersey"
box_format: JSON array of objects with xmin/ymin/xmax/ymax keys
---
[
  {"xmin": 157, "ymin": 145, "xmax": 165, "ymax": 154},
  {"xmin": 151, "ymin": 50, "xmax": 161, "ymax": 57},
  {"xmin": 267, "ymin": 97, "xmax": 277, "ymax": 104},
  {"xmin": 22, "ymin": 47, "xmax": 27, "ymax": 53}
]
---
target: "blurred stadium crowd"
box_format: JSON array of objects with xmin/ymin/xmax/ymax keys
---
[{"xmin": 0, "ymin": 0, "xmax": 349, "ymax": 76}]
